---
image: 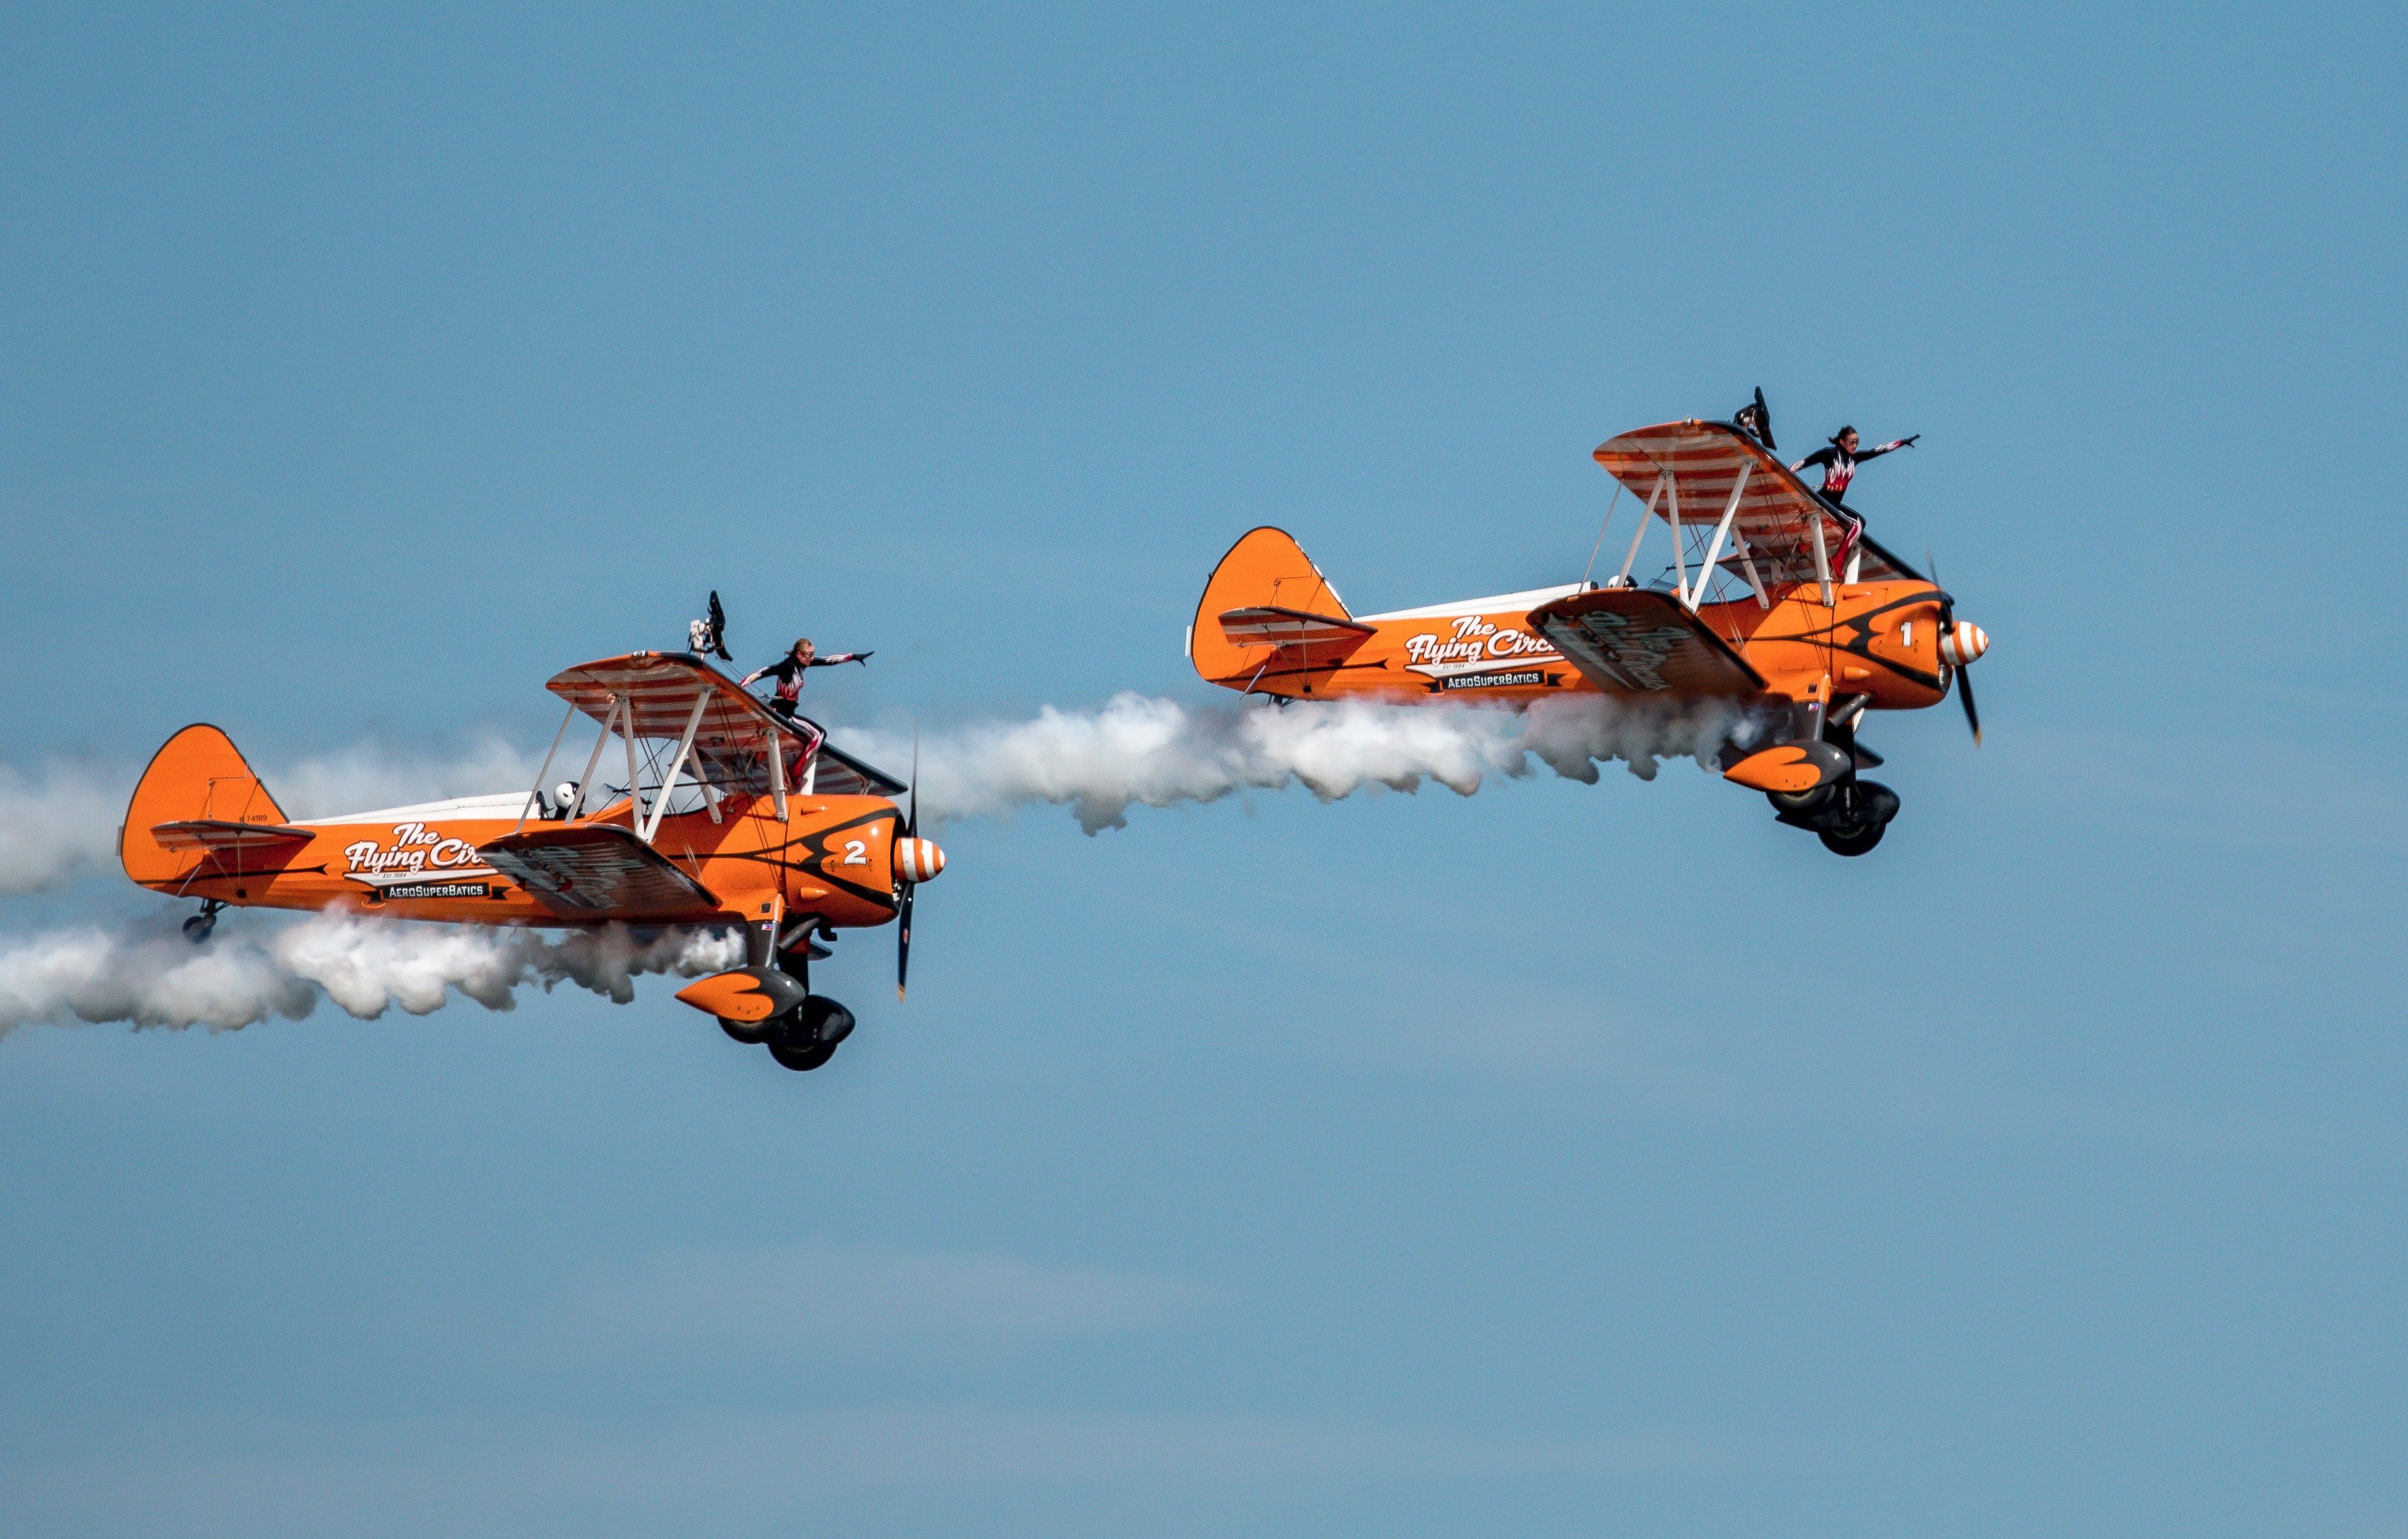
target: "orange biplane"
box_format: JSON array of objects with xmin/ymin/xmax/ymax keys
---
[
  {"xmin": 120, "ymin": 650, "xmax": 945, "ymax": 1071},
  {"xmin": 1188, "ymin": 419, "xmax": 1991, "ymax": 855}
]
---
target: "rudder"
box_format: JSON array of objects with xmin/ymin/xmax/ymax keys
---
[
  {"xmin": 121, "ymin": 725, "xmax": 291, "ymax": 885},
  {"xmin": 1187, "ymin": 527, "xmax": 1351, "ymax": 685}
]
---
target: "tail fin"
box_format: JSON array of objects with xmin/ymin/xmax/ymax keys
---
[
  {"xmin": 1188, "ymin": 528, "xmax": 1354, "ymax": 687},
  {"xmin": 121, "ymin": 725, "xmax": 291, "ymax": 886}
]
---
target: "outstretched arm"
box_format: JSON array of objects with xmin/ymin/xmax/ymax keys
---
[
  {"xmin": 1857, "ymin": 434, "xmax": 1919, "ymax": 461},
  {"xmin": 1790, "ymin": 447, "xmax": 1836, "ymax": 474},
  {"xmin": 807, "ymin": 650, "xmax": 874, "ymax": 667}
]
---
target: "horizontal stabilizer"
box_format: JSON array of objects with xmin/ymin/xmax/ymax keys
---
[
  {"xmin": 149, "ymin": 819, "xmax": 314, "ymax": 852},
  {"xmin": 1218, "ymin": 605, "xmax": 1375, "ymax": 650},
  {"xmin": 479, "ymin": 823, "xmax": 720, "ymax": 918},
  {"xmin": 1526, "ymin": 588, "xmax": 1766, "ymax": 698}
]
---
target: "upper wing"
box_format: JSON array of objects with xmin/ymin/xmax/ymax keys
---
[
  {"xmin": 804, "ymin": 734, "xmax": 909, "ymax": 798},
  {"xmin": 1594, "ymin": 421, "xmax": 1917, "ymax": 586},
  {"xmin": 1525, "ymin": 588, "xmax": 1766, "ymax": 698},
  {"xmin": 478, "ymin": 824, "xmax": 721, "ymax": 918},
  {"xmin": 544, "ymin": 652, "xmax": 904, "ymax": 800}
]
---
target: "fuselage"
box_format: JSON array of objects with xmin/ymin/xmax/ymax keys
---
[
  {"xmin": 1218, "ymin": 578, "xmax": 1950, "ymax": 712},
  {"xmin": 121, "ymin": 789, "xmax": 904, "ymax": 930}
]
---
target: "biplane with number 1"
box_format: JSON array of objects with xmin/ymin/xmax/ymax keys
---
[
  {"xmin": 119, "ymin": 648, "xmax": 946, "ymax": 1071},
  {"xmin": 1188, "ymin": 418, "xmax": 1991, "ymax": 854}
]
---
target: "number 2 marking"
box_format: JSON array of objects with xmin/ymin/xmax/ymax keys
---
[{"xmin": 841, "ymin": 839, "xmax": 868, "ymax": 866}]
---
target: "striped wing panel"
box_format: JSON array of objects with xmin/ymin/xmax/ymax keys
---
[
  {"xmin": 806, "ymin": 737, "xmax": 908, "ymax": 798},
  {"xmin": 1525, "ymin": 588, "xmax": 1766, "ymax": 698},
  {"xmin": 478, "ymin": 824, "xmax": 720, "ymax": 918},
  {"xmin": 1595, "ymin": 422, "xmax": 1912, "ymax": 587}
]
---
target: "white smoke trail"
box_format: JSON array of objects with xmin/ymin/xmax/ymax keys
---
[
  {"xmin": 0, "ymin": 736, "xmax": 539, "ymax": 896},
  {"xmin": 0, "ymin": 915, "xmax": 743, "ymax": 1038},
  {"xmin": 836, "ymin": 694, "xmax": 1753, "ymax": 834},
  {"xmin": 2, "ymin": 696, "xmax": 1746, "ymax": 892},
  {"xmin": 0, "ymin": 763, "xmax": 125, "ymax": 896}
]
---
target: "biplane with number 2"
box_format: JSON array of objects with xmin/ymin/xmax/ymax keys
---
[
  {"xmin": 119, "ymin": 648, "xmax": 945, "ymax": 1071},
  {"xmin": 1188, "ymin": 418, "xmax": 1991, "ymax": 855}
]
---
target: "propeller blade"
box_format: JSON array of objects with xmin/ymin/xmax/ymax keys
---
[
  {"xmin": 1928, "ymin": 549, "xmax": 1977, "ymax": 745},
  {"xmin": 898, "ymin": 724, "xmax": 920, "ymax": 1001}
]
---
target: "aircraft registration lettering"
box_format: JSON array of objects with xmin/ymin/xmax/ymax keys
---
[{"xmin": 344, "ymin": 822, "xmax": 485, "ymax": 875}]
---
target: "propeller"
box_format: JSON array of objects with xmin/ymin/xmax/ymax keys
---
[
  {"xmin": 897, "ymin": 730, "xmax": 917, "ymax": 1001},
  {"xmin": 1928, "ymin": 550, "xmax": 1983, "ymax": 747}
]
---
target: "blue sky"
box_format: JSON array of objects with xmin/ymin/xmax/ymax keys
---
[{"xmin": 2, "ymin": 3, "xmax": 2403, "ymax": 1535}]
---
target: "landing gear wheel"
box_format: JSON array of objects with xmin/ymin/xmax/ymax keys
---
[
  {"xmin": 768, "ymin": 1039, "xmax": 836, "ymax": 1072},
  {"xmin": 1818, "ymin": 822, "xmax": 1886, "ymax": 857},
  {"xmin": 1767, "ymin": 783, "xmax": 1835, "ymax": 817},
  {"xmin": 182, "ymin": 912, "xmax": 216, "ymax": 943},
  {"xmin": 762, "ymin": 994, "xmax": 855, "ymax": 1072},
  {"xmin": 719, "ymin": 1015, "xmax": 775, "ymax": 1046},
  {"xmin": 794, "ymin": 995, "xmax": 856, "ymax": 1048},
  {"xmin": 1815, "ymin": 779, "xmax": 1898, "ymax": 856}
]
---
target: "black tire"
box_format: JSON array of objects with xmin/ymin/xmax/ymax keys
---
[
  {"xmin": 795, "ymin": 996, "xmax": 856, "ymax": 1048},
  {"xmin": 182, "ymin": 914, "xmax": 214, "ymax": 943},
  {"xmin": 1853, "ymin": 779, "xmax": 1901, "ymax": 827},
  {"xmin": 768, "ymin": 1039, "xmax": 836, "ymax": 1071},
  {"xmin": 1819, "ymin": 822, "xmax": 1886, "ymax": 857},
  {"xmin": 1767, "ymin": 783, "xmax": 1835, "ymax": 817}
]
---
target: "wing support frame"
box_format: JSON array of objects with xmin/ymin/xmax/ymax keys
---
[
  {"xmin": 1613, "ymin": 472, "xmax": 1667, "ymax": 586},
  {"xmin": 638, "ymin": 686, "xmax": 713, "ymax": 845},
  {"xmin": 514, "ymin": 702, "xmax": 578, "ymax": 834},
  {"xmin": 1687, "ymin": 461, "xmax": 1753, "ymax": 611},
  {"xmin": 1809, "ymin": 508, "xmax": 1834, "ymax": 606}
]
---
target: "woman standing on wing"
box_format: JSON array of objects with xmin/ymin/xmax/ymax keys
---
[
  {"xmin": 1792, "ymin": 425, "xmax": 1917, "ymax": 574},
  {"xmin": 742, "ymin": 637, "xmax": 873, "ymax": 722}
]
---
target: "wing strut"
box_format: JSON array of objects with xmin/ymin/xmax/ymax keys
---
[
  {"xmin": 1809, "ymin": 508, "xmax": 1834, "ymax": 606},
  {"xmin": 768, "ymin": 722, "xmax": 788, "ymax": 822},
  {"xmin": 515, "ymin": 702, "xmax": 578, "ymax": 833},
  {"xmin": 638, "ymin": 687, "xmax": 713, "ymax": 844},
  {"xmin": 567, "ymin": 694, "xmax": 619, "ymax": 821},
  {"xmin": 1688, "ymin": 461, "xmax": 1753, "ymax": 611},
  {"xmin": 1613, "ymin": 472, "xmax": 1666, "ymax": 586}
]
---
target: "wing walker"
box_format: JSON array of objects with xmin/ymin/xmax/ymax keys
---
[
  {"xmin": 119, "ymin": 649, "xmax": 945, "ymax": 1071},
  {"xmin": 1189, "ymin": 417, "xmax": 1992, "ymax": 855}
]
